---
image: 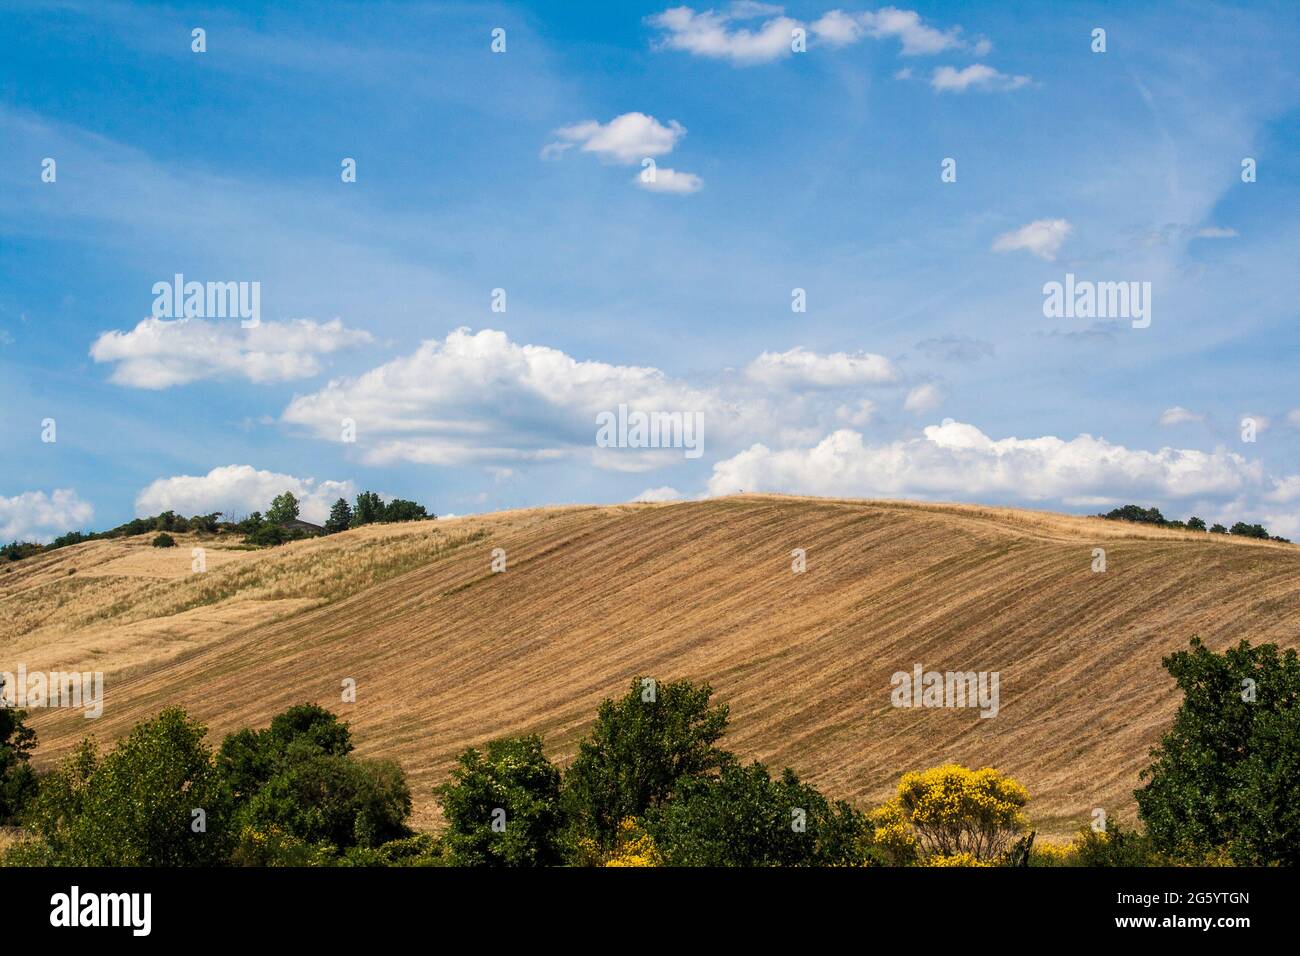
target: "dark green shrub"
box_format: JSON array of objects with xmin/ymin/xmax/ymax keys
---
[{"xmin": 437, "ymin": 735, "xmax": 563, "ymax": 867}]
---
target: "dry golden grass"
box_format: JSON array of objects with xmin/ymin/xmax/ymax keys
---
[{"xmin": 6, "ymin": 495, "xmax": 1299, "ymax": 838}]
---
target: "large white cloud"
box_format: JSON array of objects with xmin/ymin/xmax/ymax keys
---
[
  {"xmin": 90, "ymin": 317, "xmax": 371, "ymax": 389},
  {"xmin": 135, "ymin": 465, "xmax": 356, "ymax": 524},
  {"xmin": 280, "ymin": 328, "xmax": 913, "ymax": 471},
  {"xmin": 0, "ymin": 489, "xmax": 95, "ymax": 543},
  {"xmin": 282, "ymin": 327, "xmax": 747, "ymax": 469},
  {"xmin": 707, "ymin": 419, "xmax": 1274, "ymax": 505}
]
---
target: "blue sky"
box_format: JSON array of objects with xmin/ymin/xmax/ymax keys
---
[{"xmin": 3, "ymin": 0, "xmax": 1299, "ymax": 539}]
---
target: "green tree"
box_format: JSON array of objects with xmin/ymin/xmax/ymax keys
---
[
  {"xmin": 1229, "ymin": 521, "xmax": 1270, "ymax": 539},
  {"xmin": 436, "ymin": 735, "xmax": 563, "ymax": 867},
  {"xmin": 0, "ymin": 676, "xmax": 38, "ymax": 823},
  {"xmin": 217, "ymin": 703, "xmax": 354, "ymax": 801},
  {"xmin": 20, "ymin": 708, "xmax": 232, "ymax": 865},
  {"xmin": 1209, "ymin": 523, "xmax": 1228, "ymax": 534},
  {"xmin": 240, "ymin": 755, "xmax": 411, "ymax": 850},
  {"xmin": 1186, "ymin": 516, "xmax": 1207, "ymax": 531},
  {"xmin": 562, "ymin": 677, "xmax": 730, "ymax": 846},
  {"xmin": 381, "ymin": 499, "xmax": 430, "ymax": 523},
  {"xmin": 266, "ymin": 491, "xmax": 301, "ymax": 525},
  {"xmin": 218, "ymin": 703, "xmax": 407, "ymax": 852},
  {"xmin": 151, "ymin": 532, "xmax": 176, "ymax": 548},
  {"xmin": 324, "ymin": 497, "xmax": 354, "ymax": 534},
  {"xmin": 648, "ymin": 761, "xmax": 869, "ymax": 866},
  {"xmin": 1135, "ymin": 638, "xmax": 1300, "ymax": 865},
  {"xmin": 351, "ymin": 491, "xmax": 384, "ymax": 527}
]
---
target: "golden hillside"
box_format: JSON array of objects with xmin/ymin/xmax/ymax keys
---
[{"xmin": 4, "ymin": 495, "xmax": 1298, "ymax": 836}]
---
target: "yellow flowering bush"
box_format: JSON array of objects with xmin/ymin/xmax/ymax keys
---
[
  {"xmin": 605, "ymin": 818, "xmax": 662, "ymax": 867},
  {"xmin": 926, "ymin": 851, "xmax": 990, "ymax": 867},
  {"xmin": 877, "ymin": 763, "xmax": 1030, "ymax": 864},
  {"xmin": 869, "ymin": 798, "xmax": 920, "ymax": 865},
  {"xmin": 1029, "ymin": 839, "xmax": 1076, "ymax": 866}
]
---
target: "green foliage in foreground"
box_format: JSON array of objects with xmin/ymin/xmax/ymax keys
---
[
  {"xmin": 1136, "ymin": 638, "xmax": 1300, "ymax": 865},
  {"xmin": 4, "ymin": 640, "xmax": 1297, "ymax": 867}
]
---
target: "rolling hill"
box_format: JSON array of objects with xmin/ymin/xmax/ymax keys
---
[{"xmin": 4, "ymin": 494, "xmax": 1299, "ymax": 836}]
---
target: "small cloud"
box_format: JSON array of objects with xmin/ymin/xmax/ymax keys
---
[
  {"xmin": 1159, "ymin": 406, "xmax": 1204, "ymax": 426},
  {"xmin": 632, "ymin": 486, "xmax": 681, "ymax": 503},
  {"xmin": 904, "ymin": 383, "xmax": 944, "ymax": 413},
  {"xmin": 1241, "ymin": 413, "xmax": 1270, "ymax": 433},
  {"xmin": 543, "ymin": 112, "xmax": 686, "ymax": 165},
  {"xmin": 647, "ymin": 5, "xmax": 802, "ymax": 65},
  {"xmin": 1195, "ymin": 226, "xmax": 1238, "ymax": 239},
  {"xmin": 893, "ymin": 67, "xmax": 913, "ymax": 80},
  {"xmin": 746, "ymin": 346, "xmax": 898, "ymax": 388},
  {"xmin": 992, "ymin": 218, "xmax": 1072, "ymax": 261},
  {"xmin": 635, "ymin": 167, "xmax": 704, "ymax": 194},
  {"xmin": 931, "ymin": 63, "xmax": 1029, "ymax": 93}
]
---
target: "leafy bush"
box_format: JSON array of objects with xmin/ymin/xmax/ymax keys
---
[
  {"xmin": 151, "ymin": 532, "xmax": 176, "ymax": 548},
  {"xmin": 239, "ymin": 755, "xmax": 411, "ymax": 850},
  {"xmin": 219, "ymin": 703, "xmax": 407, "ymax": 851},
  {"xmin": 436, "ymin": 735, "xmax": 564, "ymax": 867},
  {"xmin": 1135, "ymin": 638, "xmax": 1300, "ymax": 865},
  {"xmin": 647, "ymin": 761, "xmax": 871, "ymax": 866}
]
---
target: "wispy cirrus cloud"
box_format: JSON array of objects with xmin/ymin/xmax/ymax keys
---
[
  {"xmin": 991, "ymin": 218, "xmax": 1073, "ymax": 261},
  {"xmin": 650, "ymin": 4, "xmax": 993, "ymax": 64}
]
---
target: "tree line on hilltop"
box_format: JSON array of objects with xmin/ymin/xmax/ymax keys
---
[
  {"xmin": 1099, "ymin": 504, "xmax": 1289, "ymax": 542},
  {"xmin": 1, "ymin": 490, "xmax": 435, "ymax": 560}
]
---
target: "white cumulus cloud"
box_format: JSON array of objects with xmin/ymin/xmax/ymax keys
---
[
  {"xmin": 0, "ymin": 489, "xmax": 95, "ymax": 543},
  {"xmin": 543, "ymin": 112, "xmax": 686, "ymax": 165},
  {"xmin": 281, "ymin": 327, "xmax": 742, "ymax": 469},
  {"xmin": 135, "ymin": 465, "xmax": 356, "ymax": 524},
  {"xmin": 648, "ymin": 5, "xmax": 802, "ymax": 64},
  {"xmin": 931, "ymin": 63, "xmax": 1029, "ymax": 93},
  {"xmin": 90, "ymin": 318, "xmax": 371, "ymax": 389},
  {"xmin": 707, "ymin": 420, "xmax": 1273, "ymax": 506}
]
